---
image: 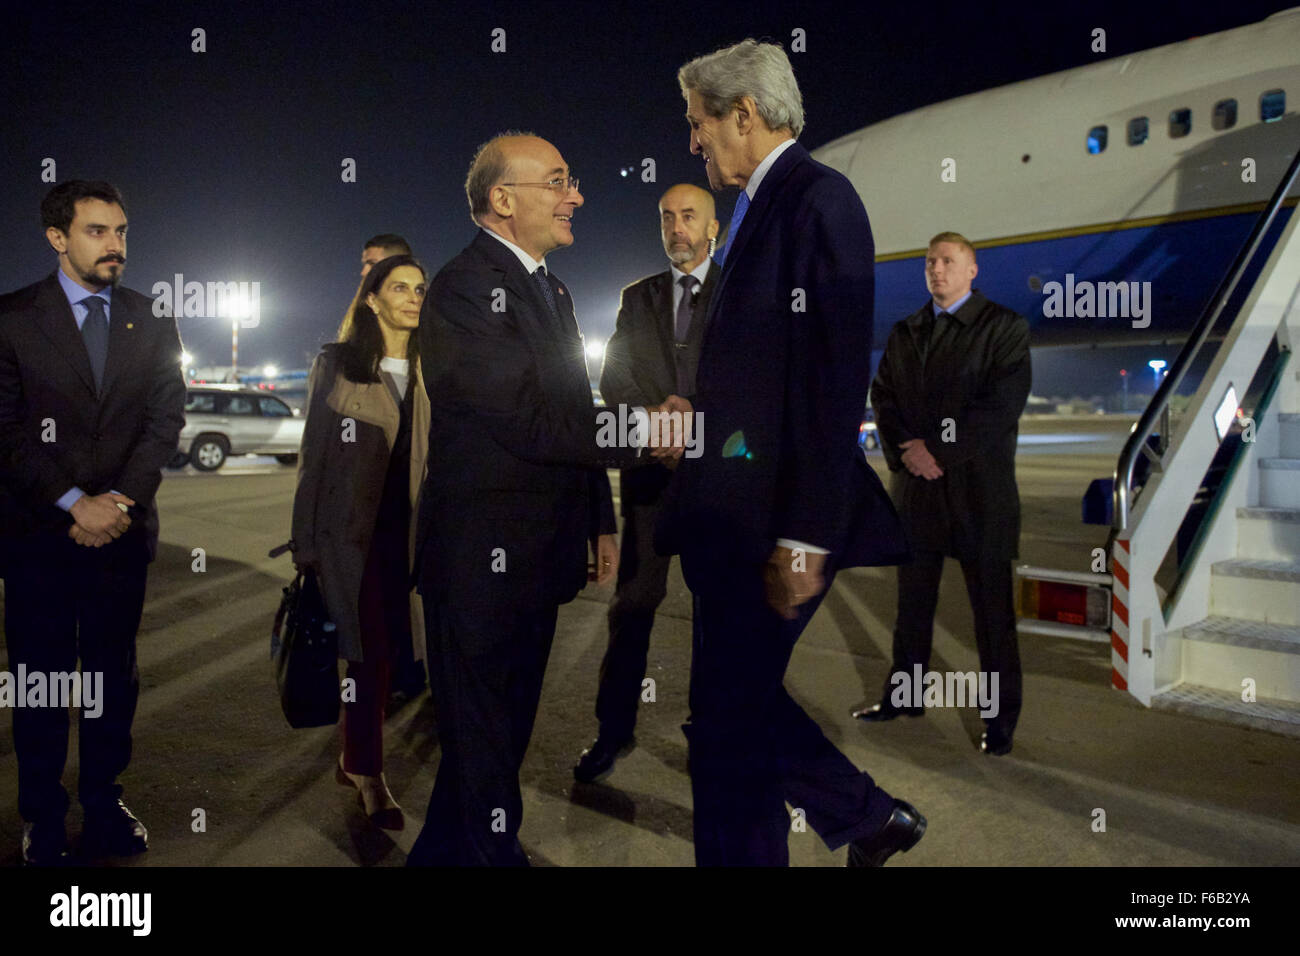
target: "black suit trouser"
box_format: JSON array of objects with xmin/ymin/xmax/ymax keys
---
[
  {"xmin": 408, "ymin": 598, "xmax": 558, "ymax": 866},
  {"xmin": 687, "ymin": 561, "xmax": 896, "ymax": 866},
  {"xmin": 595, "ymin": 500, "xmax": 671, "ymax": 741},
  {"xmin": 883, "ymin": 550, "xmax": 1022, "ymax": 735},
  {"xmin": 2, "ymin": 532, "xmax": 147, "ymax": 824}
]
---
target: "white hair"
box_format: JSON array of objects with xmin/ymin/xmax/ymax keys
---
[{"xmin": 678, "ymin": 39, "xmax": 804, "ymax": 139}]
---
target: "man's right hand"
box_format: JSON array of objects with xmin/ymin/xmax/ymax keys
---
[
  {"xmin": 645, "ymin": 394, "xmax": 694, "ymax": 462},
  {"xmin": 70, "ymin": 492, "xmax": 135, "ymax": 538}
]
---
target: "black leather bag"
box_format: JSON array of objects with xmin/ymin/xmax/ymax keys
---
[{"xmin": 269, "ymin": 546, "xmax": 340, "ymax": 729}]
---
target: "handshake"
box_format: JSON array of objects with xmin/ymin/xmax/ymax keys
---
[
  {"xmin": 67, "ymin": 492, "xmax": 134, "ymax": 548},
  {"xmin": 641, "ymin": 394, "xmax": 695, "ymax": 467}
]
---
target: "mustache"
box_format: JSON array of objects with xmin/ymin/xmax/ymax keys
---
[{"xmin": 98, "ymin": 255, "xmax": 125, "ymax": 265}]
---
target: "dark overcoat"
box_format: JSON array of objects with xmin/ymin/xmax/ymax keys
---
[{"xmin": 870, "ymin": 290, "xmax": 1031, "ymax": 561}]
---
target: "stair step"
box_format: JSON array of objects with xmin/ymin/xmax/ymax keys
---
[
  {"xmin": 1260, "ymin": 462, "xmax": 1300, "ymax": 508},
  {"xmin": 1151, "ymin": 683, "xmax": 1300, "ymax": 738},
  {"xmin": 1209, "ymin": 560, "xmax": 1300, "ymax": 625},
  {"xmin": 1236, "ymin": 507, "xmax": 1300, "ymax": 560},
  {"xmin": 1212, "ymin": 558, "xmax": 1300, "ymax": 581},
  {"xmin": 1183, "ymin": 615, "xmax": 1300, "ymax": 654},
  {"xmin": 1237, "ymin": 506, "xmax": 1300, "ymax": 521}
]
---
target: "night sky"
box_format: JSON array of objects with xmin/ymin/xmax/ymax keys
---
[{"xmin": 2, "ymin": 0, "xmax": 1288, "ymax": 396}]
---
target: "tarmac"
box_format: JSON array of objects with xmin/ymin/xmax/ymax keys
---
[{"xmin": 1, "ymin": 416, "xmax": 1297, "ymax": 866}]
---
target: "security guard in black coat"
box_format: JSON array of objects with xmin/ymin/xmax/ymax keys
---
[{"xmin": 857, "ymin": 232, "xmax": 1031, "ymax": 755}]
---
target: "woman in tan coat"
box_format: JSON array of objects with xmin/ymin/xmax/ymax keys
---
[{"xmin": 291, "ymin": 254, "xmax": 430, "ymax": 829}]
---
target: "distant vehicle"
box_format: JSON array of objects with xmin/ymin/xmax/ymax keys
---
[{"xmin": 173, "ymin": 384, "xmax": 304, "ymax": 471}]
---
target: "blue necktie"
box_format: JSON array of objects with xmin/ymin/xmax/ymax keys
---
[
  {"xmin": 716, "ymin": 189, "xmax": 751, "ymax": 267},
  {"xmin": 531, "ymin": 266, "xmax": 563, "ymax": 327},
  {"xmin": 80, "ymin": 295, "xmax": 109, "ymax": 390}
]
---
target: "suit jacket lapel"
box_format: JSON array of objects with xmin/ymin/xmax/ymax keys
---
[
  {"xmin": 472, "ymin": 232, "xmax": 556, "ymax": 344},
  {"xmin": 712, "ymin": 142, "xmax": 808, "ymax": 309},
  {"xmin": 33, "ymin": 274, "xmax": 97, "ymax": 397},
  {"xmin": 648, "ymin": 272, "xmax": 676, "ymax": 373},
  {"xmin": 696, "ymin": 260, "xmax": 720, "ymax": 338},
  {"xmin": 100, "ymin": 287, "xmax": 139, "ymax": 398},
  {"xmin": 547, "ymin": 271, "xmax": 581, "ymax": 342}
]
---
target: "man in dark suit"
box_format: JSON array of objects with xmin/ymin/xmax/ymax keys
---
[
  {"xmin": 0, "ymin": 180, "xmax": 186, "ymax": 864},
  {"xmin": 409, "ymin": 133, "xmax": 681, "ymax": 866},
  {"xmin": 856, "ymin": 232, "xmax": 1031, "ymax": 756},
  {"xmin": 573, "ymin": 184, "xmax": 720, "ymax": 783},
  {"xmin": 658, "ymin": 40, "xmax": 923, "ymax": 866}
]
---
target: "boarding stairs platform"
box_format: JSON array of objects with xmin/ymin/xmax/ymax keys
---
[{"xmin": 1111, "ymin": 148, "xmax": 1300, "ymax": 736}]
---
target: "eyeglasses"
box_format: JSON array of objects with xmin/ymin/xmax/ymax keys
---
[{"xmin": 501, "ymin": 174, "xmax": 580, "ymax": 194}]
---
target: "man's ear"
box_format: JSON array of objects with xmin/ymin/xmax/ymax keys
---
[
  {"xmin": 969, "ymin": 260, "xmax": 979, "ymax": 282},
  {"xmin": 707, "ymin": 219, "xmax": 719, "ymax": 241},
  {"xmin": 488, "ymin": 184, "xmax": 513, "ymax": 219},
  {"xmin": 45, "ymin": 226, "xmax": 68, "ymax": 255},
  {"xmin": 733, "ymin": 96, "xmax": 759, "ymax": 134}
]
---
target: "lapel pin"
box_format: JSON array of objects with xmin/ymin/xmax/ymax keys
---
[{"xmin": 126, "ymin": 322, "xmax": 134, "ymax": 329}]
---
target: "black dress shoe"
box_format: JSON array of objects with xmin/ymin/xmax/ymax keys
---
[
  {"xmin": 82, "ymin": 800, "xmax": 149, "ymax": 857},
  {"xmin": 980, "ymin": 726, "xmax": 1014, "ymax": 756},
  {"xmin": 852, "ymin": 701, "xmax": 924, "ymax": 722},
  {"xmin": 846, "ymin": 799, "xmax": 927, "ymax": 867},
  {"xmin": 573, "ymin": 735, "xmax": 636, "ymax": 784},
  {"xmin": 22, "ymin": 821, "xmax": 70, "ymax": 866}
]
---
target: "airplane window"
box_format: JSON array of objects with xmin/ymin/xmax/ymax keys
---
[
  {"xmin": 1127, "ymin": 117, "xmax": 1148, "ymax": 145},
  {"xmin": 1261, "ymin": 89, "xmax": 1285, "ymax": 123},
  {"xmin": 1212, "ymin": 99, "xmax": 1237, "ymax": 130},
  {"xmin": 1087, "ymin": 125, "xmax": 1107, "ymax": 154},
  {"xmin": 1169, "ymin": 108, "xmax": 1192, "ymax": 138}
]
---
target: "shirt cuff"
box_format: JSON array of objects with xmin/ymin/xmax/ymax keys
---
[
  {"xmin": 57, "ymin": 487, "xmax": 85, "ymax": 512},
  {"xmin": 776, "ymin": 537, "xmax": 828, "ymax": 555}
]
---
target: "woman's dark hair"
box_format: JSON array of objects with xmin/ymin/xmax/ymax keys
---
[{"xmin": 336, "ymin": 254, "xmax": 426, "ymax": 382}]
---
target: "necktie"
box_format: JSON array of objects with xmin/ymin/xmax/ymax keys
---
[
  {"xmin": 716, "ymin": 189, "xmax": 751, "ymax": 266},
  {"xmin": 531, "ymin": 266, "xmax": 562, "ymax": 327},
  {"xmin": 80, "ymin": 295, "xmax": 109, "ymax": 390},
  {"xmin": 675, "ymin": 274, "xmax": 699, "ymax": 342},
  {"xmin": 674, "ymin": 275, "xmax": 700, "ymax": 395}
]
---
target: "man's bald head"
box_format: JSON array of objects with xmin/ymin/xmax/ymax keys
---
[
  {"xmin": 465, "ymin": 131, "xmax": 583, "ymax": 261},
  {"xmin": 466, "ymin": 132, "xmax": 535, "ymax": 223},
  {"xmin": 659, "ymin": 182, "xmax": 719, "ymax": 271}
]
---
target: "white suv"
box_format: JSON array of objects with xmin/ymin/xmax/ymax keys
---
[{"xmin": 175, "ymin": 385, "xmax": 305, "ymax": 471}]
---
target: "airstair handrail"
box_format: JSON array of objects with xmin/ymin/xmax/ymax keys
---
[{"xmin": 1113, "ymin": 144, "xmax": 1300, "ymax": 533}]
